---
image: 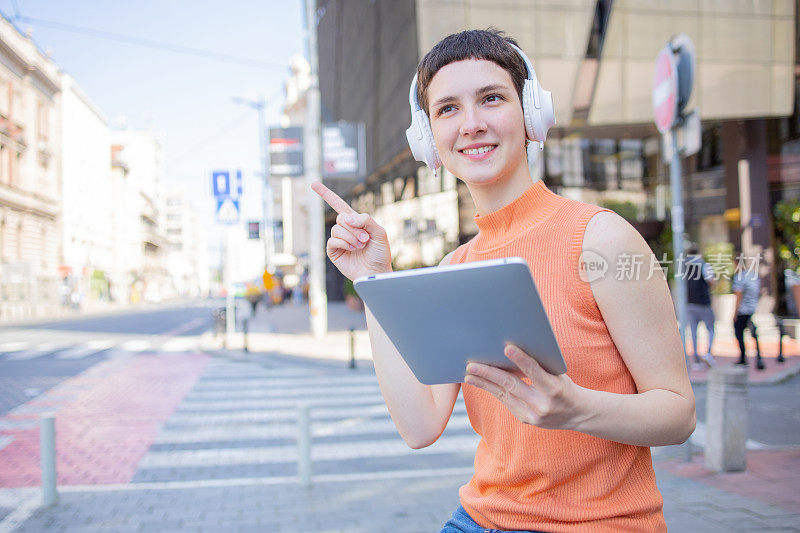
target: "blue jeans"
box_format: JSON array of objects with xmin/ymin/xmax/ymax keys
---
[{"xmin": 440, "ymin": 505, "xmax": 546, "ymax": 533}]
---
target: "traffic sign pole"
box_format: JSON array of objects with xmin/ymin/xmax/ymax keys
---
[
  {"xmin": 654, "ymin": 35, "xmax": 696, "ymax": 364},
  {"xmin": 669, "ymin": 127, "xmax": 688, "ymax": 356},
  {"xmin": 225, "ymin": 226, "xmax": 236, "ymax": 345}
]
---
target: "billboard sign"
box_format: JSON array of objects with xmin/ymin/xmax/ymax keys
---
[
  {"xmin": 269, "ymin": 127, "xmax": 304, "ymax": 177},
  {"xmin": 322, "ymin": 122, "xmax": 364, "ymax": 180}
]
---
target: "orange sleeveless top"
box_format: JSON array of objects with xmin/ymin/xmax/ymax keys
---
[{"xmin": 449, "ymin": 180, "xmax": 666, "ymax": 532}]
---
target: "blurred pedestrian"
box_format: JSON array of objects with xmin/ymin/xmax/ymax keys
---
[
  {"xmin": 685, "ymin": 246, "xmax": 716, "ymax": 368},
  {"xmin": 732, "ymin": 250, "xmax": 763, "ymax": 370},
  {"xmin": 69, "ymin": 288, "xmax": 82, "ymax": 311}
]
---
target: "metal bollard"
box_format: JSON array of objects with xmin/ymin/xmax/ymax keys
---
[
  {"xmin": 297, "ymin": 404, "xmax": 312, "ymax": 487},
  {"xmin": 349, "ymin": 327, "xmax": 356, "ymax": 369},
  {"xmin": 40, "ymin": 414, "xmax": 57, "ymax": 506},
  {"xmin": 242, "ymin": 318, "xmax": 249, "ymax": 353},
  {"xmin": 705, "ymin": 366, "xmax": 748, "ymax": 472}
]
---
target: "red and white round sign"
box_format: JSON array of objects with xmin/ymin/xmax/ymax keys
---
[{"xmin": 653, "ymin": 47, "xmax": 678, "ymax": 134}]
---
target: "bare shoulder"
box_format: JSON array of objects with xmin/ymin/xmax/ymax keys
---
[
  {"xmin": 439, "ymin": 251, "xmax": 455, "ymax": 266},
  {"xmin": 583, "ymin": 210, "xmax": 647, "ymax": 255}
]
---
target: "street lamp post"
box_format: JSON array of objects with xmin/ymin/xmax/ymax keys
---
[
  {"xmin": 304, "ymin": 0, "xmax": 327, "ymax": 338},
  {"xmin": 232, "ymin": 96, "xmax": 276, "ymax": 274}
]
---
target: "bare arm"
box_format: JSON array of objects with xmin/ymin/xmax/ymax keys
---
[
  {"xmin": 576, "ymin": 211, "xmax": 696, "ymax": 445},
  {"xmin": 366, "ymin": 251, "xmax": 460, "ymax": 448},
  {"xmin": 311, "ymin": 182, "xmax": 459, "ymax": 449},
  {"xmin": 464, "ymin": 211, "xmax": 695, "ymax": 447}
]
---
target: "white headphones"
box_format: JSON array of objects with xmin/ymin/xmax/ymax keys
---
[{"xmin": 405, "ymin": 43, "xmax": 556, "ymax": 171}]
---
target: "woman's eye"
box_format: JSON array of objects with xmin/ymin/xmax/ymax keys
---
[
  {"xmin": 484, "ymin": 94, "xmax": 503, "ymax": 103},
  {"xmin": 437, "ymin": 105, "xmax": 454, "ymax": 116}
]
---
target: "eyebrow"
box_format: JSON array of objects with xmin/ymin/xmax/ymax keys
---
[{"xmin": 430, "ymin": 84, "xmax": 512, "ymax": 110}]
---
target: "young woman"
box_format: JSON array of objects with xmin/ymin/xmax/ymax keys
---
[{"xmin": 312, "ymin": 29, "xmax": 694, "ymax": 533}]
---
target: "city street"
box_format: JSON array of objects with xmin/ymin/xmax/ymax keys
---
[
  {"xmin": 0, "ymin": 301, "xmax": 798, "ymax": 531},
  {"xmin": 0, "ymin": 301, "xmax": 216, "ymax": 416}
]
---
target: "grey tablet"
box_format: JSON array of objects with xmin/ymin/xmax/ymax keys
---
[{"xmin": 353, "ymin": 257, "xmax": 566, "ymax": 385}]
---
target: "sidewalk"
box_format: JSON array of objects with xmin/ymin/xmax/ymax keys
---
[
  {"xmin": 0, "ymin": 301, "xmax": 798, "ymax": 532},
  {"xmin": 200, "ymin": 300, "xmax": 372, "ymax": 365},
  {"xmin": 682, "ymin": 316, "xmax": 800, "ymax": 385},
  {"xmin": 215, "ymin": 299, "xmax": 800, "ymax": 384}
]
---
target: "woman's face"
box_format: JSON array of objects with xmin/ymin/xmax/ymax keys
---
[{"xmin": 426, "ymin": 59, "xmax": 528, "ymax": 187}]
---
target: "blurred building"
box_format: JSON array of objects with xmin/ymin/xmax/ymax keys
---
[
  {"xmin": 278, "ymin": 54, "xmax": 312, "ymax": 271},
  {"xmin": 164, "ymin": 187, "xmax": 210, "ymax": 299},
  {"xmin": 59, "ymin": 73, "xmax": 113, "ymax": 308},
  {"xmin": 0, "ymin": 16, "xmax": 61, "ymax": 320},
  {"xmin": 109, "ymin": 130, "xmax": 168, "ymax": 303},
  {"xmin": 317, "ymin": 0, "xmax": 798, "ymax": 309}
]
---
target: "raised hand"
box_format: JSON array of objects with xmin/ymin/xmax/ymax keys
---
[{"xmin": 310, "ymin": 182, "xmax": 393, "ymax": 281}]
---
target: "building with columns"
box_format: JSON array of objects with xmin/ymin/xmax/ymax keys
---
[{"xmin": 0, "ymin": 16, "xmax": 61, "ymax": 320}]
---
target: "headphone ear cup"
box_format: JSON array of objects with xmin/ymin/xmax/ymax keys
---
[
  {"xmin": 522, "ymin": 79, "xmax": 556, "ymax": 145},
  {"xmin": 540, "ymin": 89, "xmax": 556, "ymax": 136},
  {"xmin": 417, "ymin": 110, "xmax": 441, "ymax": 170},
  {"xmin": 406, "ymin": 108, "xmax": 440, "ymax": 170},
  {"xmin": 521, "ymin": 79, "xmax": 538, "ymax": 142}
]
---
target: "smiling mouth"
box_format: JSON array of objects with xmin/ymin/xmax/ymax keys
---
[{"xmin": 459, "ymin": 145, "xmax": 497, "ymax": 155}]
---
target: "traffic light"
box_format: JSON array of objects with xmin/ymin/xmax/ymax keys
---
[{"xmin": 248, "ymin": 221, "xmax": 260, "ymax": 239}]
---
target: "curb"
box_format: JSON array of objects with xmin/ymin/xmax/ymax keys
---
[
  {"xmin": 199, "ymin": 347, "xmax": 376, "ymax": 373},
  {"xmin": 690, "ymin": 361, "xmax": 800, "ymax": 386},
  {"xmin": 0, "ymin": 300, "xmax": 204, "ymax": 328}
]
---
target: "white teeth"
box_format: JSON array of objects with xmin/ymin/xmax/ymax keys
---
[{"xmin": 462, "ymin": 146, "xmax": 495, "ymax": 155}]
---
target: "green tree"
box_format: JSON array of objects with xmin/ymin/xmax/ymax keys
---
[{"xmin": 774, "ymin": 199, "xmax": 800, "ymax": 272}]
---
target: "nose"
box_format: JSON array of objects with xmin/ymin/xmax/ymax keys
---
[{"xmin": 458, "ymin": 105, "xmax": 487, "ymax": 136}]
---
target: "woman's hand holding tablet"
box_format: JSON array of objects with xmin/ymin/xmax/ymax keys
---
[{"xmin": 464, "ymin": 344, "xmax": 583, "ymax": 430}]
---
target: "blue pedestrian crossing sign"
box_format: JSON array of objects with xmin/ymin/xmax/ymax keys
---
[
  {"xmin": 216, "ymin": 198, "xmax": 240, "ymax": 224},
  {"xmin": 212, "ymin": 169, "xmax": 243, "ymax": 225},
  {"xmin": 211, "ymin": 170, "xmax": 243, "ymax": 199}
]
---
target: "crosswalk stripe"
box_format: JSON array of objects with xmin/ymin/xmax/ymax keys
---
[
  {"xmin": 5, "ymin": 343, "xmax": 60, "ymax": 360},
  {"xmin": 176, "ymin": 392, "xmax": 389, "ymax": 411},
  {"xmin": 119, "ymin": 340, "xmax": 151, "ymax": 352},
  {"xmin": 184, "ymin": 384, "xmax": 381, "ymax": 400},
  {"xmin": 0, "ymin": 341, "xmax": 30, "ymax": 352},
  {"xmin": 55, "ymin": 340, "xmax": 116, "ymax": 359},
  {"xmin": 137, "ymin": 433, "xmax": 479, "ymax": 469},
  {"xmin": 190, "ymin": 375, "xmax": 379, "ymax": 390},
  {"xmin": 159, "ymin": 337, "xmax": 198, "ymax": 352},
  {"xmin": 154, "ymin": 414, "xmax": 473, "ymax": 444},
  {"xmin": 165, "ymin": 401, "xmax": 468, "ymax": 428}
]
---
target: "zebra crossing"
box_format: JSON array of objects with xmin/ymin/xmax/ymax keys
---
[
  {"xmin": 132, "ymin": 358, "xmax": 479, "ymax": 483},
  {"xmin": 0, "ymin": 336, "xmax": 203, "ymax": 361}
]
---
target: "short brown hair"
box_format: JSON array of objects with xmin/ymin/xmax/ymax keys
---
[{"xmin": 416, "ymin": 29, "xmax": 527, "ymax": 116}]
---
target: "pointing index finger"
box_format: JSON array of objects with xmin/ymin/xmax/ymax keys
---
[{"xmin": 311, "ymin": 182, "xmax": 356, "ymax": 215}]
